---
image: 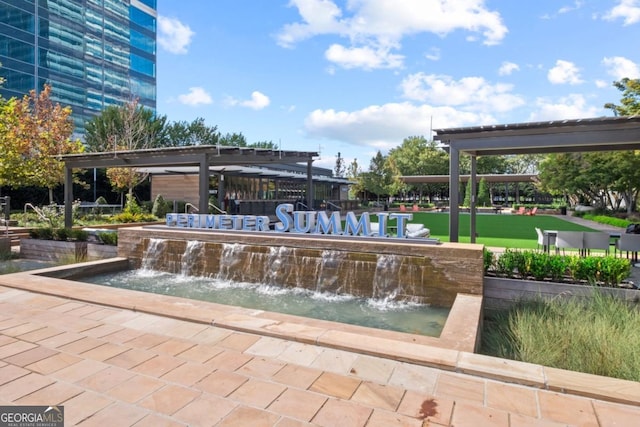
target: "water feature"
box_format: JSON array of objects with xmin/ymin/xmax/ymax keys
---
[{"xmin": 83, "ymin": 239, "xmax": 450, "ymax": 336}]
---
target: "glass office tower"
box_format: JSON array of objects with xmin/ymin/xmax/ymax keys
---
[{"xmin": 0, "ymin": 0, "xmax": 156, "ymax": 136}]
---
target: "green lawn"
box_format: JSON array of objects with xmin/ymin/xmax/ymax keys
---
[{"xmin": 394, "ymin": 212, "xmax": 598, "ymax": 249}]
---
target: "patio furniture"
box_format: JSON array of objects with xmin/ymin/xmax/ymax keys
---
[
  {"xmin": 515, "ymin": 206, "xmax": 526, "ymax": 215},
  {"xmin": 555, "ymin": 231, "xmax": 585, "ymax": 255},
  {"xmin": 616, "ymin": 233, "xmax": 640, "ymax": 262},
  {"xmin": 525, "ymin": 206, "xmax": 537, "ymax": 216},
  {"xmin": 535, "ymin": 227, "xmax": 555, "ymax": 252},
  {"xmin": 583, "ymin": 231, "xmax": 611, "ymax": 255}
]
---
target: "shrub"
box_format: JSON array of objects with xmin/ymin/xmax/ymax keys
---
[
  {"xmin": 29, "ymin": 227, "xmax": 87, "ymax": 242},
  {"xmin": 487, "ymin": 249, "xmax": 631, "ymax": 286},
  {"xmin": 110, "ymin": 211, "xmax": 157, "ymax": 223},
  {"xmin": 52, "ymin": 227, "xmax": 72, "ymax": 241},
  {"xmin": 152, "ymin": 194, "xmax": 170, "ymax": 218},
  {"xmin": 483, "ymin": 248, "xmax": 494, "ymax": 274},
  {"xmin": 70, "ymin": 229, "xmax": 89, "ymax": 241},
  {"xmin": 97, "ymin": 231, "xmax": 118, "ymax": 245},
  {"xmin": 29, "ymin": 227, "xmax": 53, "ymax": 240},
  {"xmin": 582, "ymin": 214, "xmax": 631, "ymax": 228}
]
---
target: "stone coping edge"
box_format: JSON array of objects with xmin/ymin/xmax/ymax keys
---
[{"xmin": 0, "ymin": 259, "xmax": 638, "ymax": 406}]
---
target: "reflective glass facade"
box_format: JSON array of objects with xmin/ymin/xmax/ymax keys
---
[{"xmin": 0, "ymin": 0, "xmax": 156, "ymax": 136}]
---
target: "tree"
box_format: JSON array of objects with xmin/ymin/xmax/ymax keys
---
[
  {"xmin": 164, "ymin": 117, "xmax": 219, "ymax": 146},
  {"xmin": 334, "ymin": 152, "xmax": 346, "ymax": 178},
  {"xmin": 85, "ymin": 98, "xmax": 166, "ymax": 201},
  {"xmin": 477, "ymin": 178, "xmax": 491, "ymax": 207},
  {"xmin": 248, "ymin": 141, "xmax": 277, "ymax": 149},
  {"xmin": 604, "ymin": 78, "xmax": 640, "ymax": 116},
  {"xmin": 1, "ymin": 85, "xmax": 83, "ymax": 203},
  {"xmin": 219, "ymin": 132, "xmax": 247, "ymax": 146},
  {"xmin": 360, "ymin": 151, "xmax": 401, "ymax": 202},
  {"xmin": 387, "ymin": 136, "xmax": 449, "ymax": 202},
  {"xmin": 84, "ymin": 100, "xmax": 167, "ymax": 152}
]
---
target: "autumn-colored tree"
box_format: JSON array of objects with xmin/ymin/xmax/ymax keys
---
[{"xmin": 0, "ymin": 85, "xmax": 83, "ymax": 203}]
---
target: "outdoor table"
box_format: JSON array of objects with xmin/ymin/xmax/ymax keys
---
[{"xmin": 492, "ymin": 205, "xmax": 504, "ymax": 214}]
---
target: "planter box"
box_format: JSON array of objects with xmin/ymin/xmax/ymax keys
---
[
  {"xmin": 0, "ymin": 237, "xmax": 10, "ymax": 254},
  {"xmin": 21, "ymin": 239, "xmax": 118, "ymax": 262},
  {"xmin": 87, "ymin": 243, "xmax": 118, "ymax": 260},
  {"xmin": 20, "ymin": 239, "xmax": 88, "ymax": 262},
  {"xmin": 484, "ymin": 276, "xmax": 640, "ymax": 313}
]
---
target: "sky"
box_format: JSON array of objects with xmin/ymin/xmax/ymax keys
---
[{"xmin": 156, "ymin": 0, "xmax": 640, "ymax": 171}]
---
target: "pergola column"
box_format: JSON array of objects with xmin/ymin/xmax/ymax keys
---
[
  {"xmin": 64, "ymin": 166, "xmax": 73, "ymax": 228},
  {"xmin": 199, "ymin": 154, "xmax": 210, "ymax": 213},
  {"xmin": 449, "ymin": 147, "xmax": 460, "ymax": 242},
  {"xmin": 470, "ymin": 155, "xmax": 477, "ymax": 244}
]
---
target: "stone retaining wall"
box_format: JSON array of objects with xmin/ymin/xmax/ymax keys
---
[{"xmin": 118, "ymin": 226, "xmax": 484, "ymax": 307}]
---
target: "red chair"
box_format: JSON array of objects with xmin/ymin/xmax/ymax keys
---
[
  {"xmin": 515, "ymin": 206, "xmax": 526, "ymax": 215},
  {"xmin": 525, "ymin": 207, "xmax": 538, "ymax": 216}
]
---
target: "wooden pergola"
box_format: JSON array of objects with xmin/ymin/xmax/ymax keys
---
[
  {"xmin": 433, "ymin": 116, "xmax": 640, "ymax": 242},
  {"xmin": 60, "ymin": 145, "xmax": 318, "ymax": 228}
]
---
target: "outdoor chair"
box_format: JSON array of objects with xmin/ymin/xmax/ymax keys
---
[
  {"xmin": 535, "ymin": 227, "xmax": 555, "ymax": 252},
  {"xmin": 515, "ymin": 206, "xmax": 526, "ymax": 215},
  {"xmin": 583, "ymin": 231, "xmax": 611, "ymax": 255},
  {"xmin": 555, "ymin": 231, "xmax": 585, "ymax": 255},
  {"xmin": 525, "ymin": 207, "xmax": 538, "ymax": 216},
  {"xmin": 616, "ymin": 233, "xmax": 640, "ymax": 262}
]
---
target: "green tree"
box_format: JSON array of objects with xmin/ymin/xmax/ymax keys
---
[
  {"xmin": 219, "ymin": 132, "xmax": 247, "ymax": 146},
  {"xmin": 248, "ymin": 141, "xmax": 277, "ymax": 149},
  {"xmin": 84, "ymin": 99, "xmax": 167, "ymax": 152},
  {"xmin": 463, "ymin": 179, "xmax": 472, "ymax": 207},
  {"xmin": 360, "ymin": 151, "xmax": 402, "ymax": 203},
  {"xmin": 164, "ymin": 117, "xmax": 219, "ymax": 146},
  {"xmin": 85, "ymin": 98, "xmax": 166, "ymax": 200},
  {"xmin": 478, "ymin": 178, "xmax": 491, "ymax": 207},
  {"xmin": 604, "ymin": 78, "xmax": 640, "ymax": 116},
  {"xmin": 387, "ymin": 136, "xmax": 449, "ymax": 202}
]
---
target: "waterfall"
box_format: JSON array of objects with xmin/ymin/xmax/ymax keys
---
[
  {"xmin": 180, "ymin": 240, "xmax": 204, "ymax": 277},
  {"xmin": 315, "ymin": 250, "xmax": 343, "ymax": 293},
  {"xmin": 372, "ymin": 254, "xmax": 403, "ymax": 300},
  {"xmin": 265, "ymin": 246, "xmax": 290, "ymax": 285},
  {"xmin": 217, "ymin": 243, "xmax": 245, "ymax": 280},
  {"xmin": 140, "ymin": 238, "xmax": 167, "ymax": 271}
]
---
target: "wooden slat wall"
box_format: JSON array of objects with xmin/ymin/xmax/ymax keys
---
[{"xmin": 151, "ymin": 175, "xmax": 200, "ymax": 206}]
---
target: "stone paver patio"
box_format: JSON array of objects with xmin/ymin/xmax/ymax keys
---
[{"xmin": 1, "ymin": 279, "xmax": 639, "ymax": 426}]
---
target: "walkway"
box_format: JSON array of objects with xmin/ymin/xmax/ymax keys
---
[{"xmin": 1, "ymin": 278, "xmax": 639, "ymax": 426}]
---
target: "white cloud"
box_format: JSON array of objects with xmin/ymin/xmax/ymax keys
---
[
  {"xmin": 227, "ymin": 91, "xmax": 271, "ymax": 110},
  {"xmin": 325, "ymin": 44, "xmax": 404, "ymax": 70},
  {"xmin": 498, "ymin": 61, "xmax": 520, "ymax": 76},
  {"xmin": 425, "ymin": 47, "xmax": 441, "ymax": 61},
  {"xmin": 399, "ymin": 73, "xmax": 525, "ymax": 113},
  {"xmin": 527, "ymin": 94, "xmax": 600, "ymax": 121},
  {"xmin": 548, "ymin": 60, "xmax": 584, "ymax": 85},
  {"xmin": 603, "ymin": 0, "xmax": 640, "ymax": 25},
  {"xmin": 177, "ymin": 87, "xmax": 212, "ymax": 106},
  {"xmin": 304, "ymin": 102, "xmax": 495, "ymax": 151},
  {"xmin": 277, "ymin": 0, "xmax": 507, "ymax": 70},
  {"xmin": 558, "ymin": 1, "xmax": 584, "ymax": 14},
  {"xmin": 595, "ymin": 79, "xmax": 609, "ymax": 88},
  {"xmin": 158, "ymin": 16, "xmax": 195, "ymax": 54},
  {"xmin": 602, "ymin": 56, "xmax": 640, "ymax": 79}
]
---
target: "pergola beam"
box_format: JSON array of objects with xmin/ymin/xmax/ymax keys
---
[{"xmin": 61, "ymin": 145, "xmax": 318, "ymax": 228}]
